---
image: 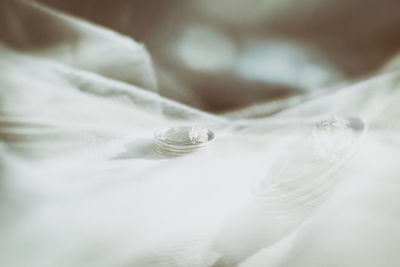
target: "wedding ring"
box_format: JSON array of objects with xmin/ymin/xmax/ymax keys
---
[
  {"xmin": 154, "ymin": 126, "xmax": 215, "ymax": 156},
  {"xmin": 251, "ymin": 116, "xmax": 366, "ymax": 215}
]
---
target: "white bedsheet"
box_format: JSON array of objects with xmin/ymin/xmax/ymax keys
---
[{"xmin": 1, "ymin": 1, "xmax": 400, "ymax": 267}]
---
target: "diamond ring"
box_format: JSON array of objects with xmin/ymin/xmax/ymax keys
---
[{"xmin": 154, "ymin": 126, "xmax": 215, "ymax": 156}]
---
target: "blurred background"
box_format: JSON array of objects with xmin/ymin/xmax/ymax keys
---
[{"xmin": 38, "ymin": 0, "xmax": 400, "ymax": 113}]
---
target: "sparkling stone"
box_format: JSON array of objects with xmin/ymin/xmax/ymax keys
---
[
  {"xmin": 311, "ymin": 116, "xmax": 357, "ymax": 162},
  {"xmin": 188, "ymin": 126, "xmax": 209, "ymax": 144}
]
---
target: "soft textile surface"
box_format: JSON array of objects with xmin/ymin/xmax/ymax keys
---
[{"xmin": 1, "ymin": 1, "xmax": 400, "ymax": 267}]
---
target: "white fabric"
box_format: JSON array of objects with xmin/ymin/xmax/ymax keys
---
[{"xmin": 1, "ymin": 1, "xmax": 400, "ymax": 267}]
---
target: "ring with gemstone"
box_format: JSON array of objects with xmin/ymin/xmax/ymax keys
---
[{"xmin": 154, "ymin": 126, "xmax": 215, "ymax": 156}]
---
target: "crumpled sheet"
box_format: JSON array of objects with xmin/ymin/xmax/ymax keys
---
[{"xmin": 1, "ymin": 1, "xmax": 400, "ymax": 267}]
